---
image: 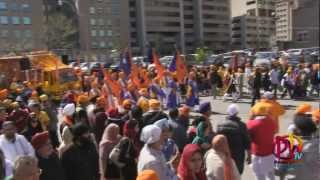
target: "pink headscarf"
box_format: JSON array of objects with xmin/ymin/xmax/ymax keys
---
[{"xmin": 177, "ymin": 144, "xmax": 206, "ymax": 180}]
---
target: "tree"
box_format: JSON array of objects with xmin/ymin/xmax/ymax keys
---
[
  {"xmin": 195, "ymin": 46, "xmax": 210, "ymax": 63},
  {"xmin": 43, "ymin": 13, "xmax": 78, "ymax": 50}
]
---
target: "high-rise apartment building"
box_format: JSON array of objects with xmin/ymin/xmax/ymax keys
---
[
  {"xmin": 0, "ymin": 0, "xmax": 44, "ymax": 55},
  {"xmin": 129, "ymin": 0, "xmax": 231, "ymax": 55},
  {"xmin": 184, "ymin": 0, "xmax": 231, "ymax": 53},
  {"xmin": 275, "ymin": 0, "xmax": 295, "ymax": 42},
  {"xmin": 77, "ymin": 0, "xmax": 130, "ymax": 61},
  {"xmin": 231, "ymin": 0, "xmax": 276, "ymax": 50},
  {"xmin": 275, "ymin": 0, "xmax": 319, "ymax": 49}
]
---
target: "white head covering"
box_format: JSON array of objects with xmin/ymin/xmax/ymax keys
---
[
  {"xmin": 62, "ymin": 103, "xmax": 76, "ymax": 116},
  {"xmin": 263, "ymin": 91, "xmax": 274, "ymax": 100},
  {"xmin": 227, "ymin": 104, "xmax": 239, "ymax": 116},
  {"xmin": 140, "ymin": 125, "xmax": 162, "ymax": 144},
  {"xmin": 155, "ymin": 118, "xmax": 170, "ymax": 130}
]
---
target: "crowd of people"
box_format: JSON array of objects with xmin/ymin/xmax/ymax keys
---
[{"xmin": 0, "ymin": 60, "xmax": 319, "ymax": 180}]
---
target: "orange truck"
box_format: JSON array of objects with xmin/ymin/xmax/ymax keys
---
[{"xmin": 0, "ymin": 51, "xmax": 80, "ymax": 100}]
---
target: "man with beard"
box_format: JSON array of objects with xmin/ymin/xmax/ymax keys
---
[
  {"xmin": 61, "ymin": 123, "xmax": 99, "ymax": 180},
  {"xmin": 0, "ymin": 121, "xmax": 34, "ymax": 164},
  {"xmin": 31, "ymin": 131, "xmax": 65, "ymax": 180}
]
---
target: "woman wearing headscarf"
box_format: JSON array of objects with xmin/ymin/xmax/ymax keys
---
[
  {"xmin": 22, "ymin": 112, "xmax": 44, "ymax": 142},
  {"xmin": 177, "ymin": 144, "xmax": 206, "ymax": 180},
  {"xmin": 99, "ymin": 123, "xmax": 121, "ymax": 180},
  {"xmin": 205, "ymin": 135, "xmax": 240, "ymax": 180},
  {"xmin": 192, "ymin": 122, "xmax": 211, "ymax": 152},
  {"xmin": 116, "ymin": 120, "xmax": 140, "ymax": 180},
  {"xmin": 137, "ymin": 125, "xmax": 178, "ymax": 180}
]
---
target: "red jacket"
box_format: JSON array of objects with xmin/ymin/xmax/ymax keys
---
[{"xmin": 247, "ymin": 116, "xmax": 276, "ymax": 156}]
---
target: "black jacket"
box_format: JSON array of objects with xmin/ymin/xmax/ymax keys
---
[
  {"xmin": 61, "ymin": 142, "xmax": 99, "ymax": 180},
  {"xmin": 142, "ymin": 111, "xmax": 168, "ymax": 127},
  {"xmin": 216, "ymin": 116, "xmax": 251, "ymax": 174},
  {"xmin": 38, "ymin": 153, "xmax": 65, "ymax": 180}
]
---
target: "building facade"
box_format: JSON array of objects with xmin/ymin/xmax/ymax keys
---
[
  {"xmin": 129, "ymin": 0, "xmax": 231, "ymax": 55},
  {"xmin": 231, "ymin": 0, "xmax": 276, "ymax": 50},
  {"xmin": 276, "ymin": 0, "xmax": 319, "ymax": 49},
  {"xmin": 0, "ymin": 0, "xmax": 44, "ymax": 55},
  {"xmin": 77, "ymin": 0, "xmax": 130, "ymax": 61}
]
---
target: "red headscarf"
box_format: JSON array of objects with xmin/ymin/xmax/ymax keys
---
[
  {"xmin": 177, "ymin": 144, "xmax": 206, "ymax": 180},
  {"xmin": 123, "ymin": 120, "xmax": 141, "ymax": 152}
]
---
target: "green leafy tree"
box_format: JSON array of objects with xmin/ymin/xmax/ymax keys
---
[
  {"xmin": 195, "ymin": 47, "xmax": 210, "ymax": 63},
  {"xmin": 43, "ymin": 13, "xmax": 78, "ymax": 50}
]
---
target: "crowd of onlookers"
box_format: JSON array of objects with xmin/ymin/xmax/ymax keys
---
[{"xmin": 0, "ymin": 63, "xmax": 319, "ymax": 180}]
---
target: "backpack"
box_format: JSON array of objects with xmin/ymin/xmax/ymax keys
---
[{"xmin": 109, "ymin": 137, "xmax": 131, "ymax": 168}]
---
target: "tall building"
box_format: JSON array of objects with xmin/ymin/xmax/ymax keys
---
[
  {"xmin": 184, "ymin": 0, "xmax": 231, "ymax": 53},
  {"xmin": 77, "ymin": 0, "xmax": 130, "ymax": 61},
  {"xmin": 129, "ymin": 0, "xmax": 231, "ymax": 55},
  {"xmin": 231, "ymin": 0, "xmax": 276, "ymax": 50},
  {"xmin": 275, "ymin": 0, "xmax": 295, "ymax": 42},
  {"xmin": 276, "ymin": 0, "xmax": 319, "ymax": 49},
  {"xmin": 231, "ymin": 0, "xmax": 247, "ymax": 17},
  {"xmin": 0, "ymin": 0, "xmax": 45, "ymax": 55}
]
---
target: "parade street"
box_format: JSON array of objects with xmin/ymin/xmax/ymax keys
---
[{"xmin": 197, "ymin": 96, "xmax": 319, "ymax": 180}]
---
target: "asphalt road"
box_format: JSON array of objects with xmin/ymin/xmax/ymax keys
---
[{"xmin": 195, "ymin": 95, "xmax": 319, "ymax": 180}]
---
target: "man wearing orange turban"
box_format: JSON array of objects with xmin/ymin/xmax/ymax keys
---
[{"xmin": 251, "ymin": 92, "xmax": 285, "ymax": 133}]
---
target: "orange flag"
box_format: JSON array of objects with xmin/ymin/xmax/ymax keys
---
[
  {"xmin": 104, "ymin": 71, "xmax": 121, "ymax": 99},
  {"xmin": 152, "ymin": 49, "xmax": 166, "ymax": 79},
  {"xmin": 130, "ymin": 63, "xmax": 141, "ymax": 87},
  {"xmin": 176, "ymin": 51, "xmax": 187, "ymax": 83}
]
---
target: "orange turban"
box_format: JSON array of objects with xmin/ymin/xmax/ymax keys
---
[
  {"xmin": 149, "ymin": 99, "xmax": 160, "ymax": 110},
  {"xmin": 136, "ymin": 170, "xmax": 159, "ymax": 180},
  {"xmin": 0, "ymin": 89, "xmax": 8, "ymax": 100},
  {"xmin": 77, "ymin": 94, "xmax": 89, "ymax": 104},
  {"xmin": 312, "ymin": 109, "xmax": 320, "ymax": 124},
  {"xmin": 122, "ymin": 99, "xmax": 132, "ymax": 109},
  {"xmin": 252, "ymin": 104, "xmax": 270, "ymax": 116},
  {"xmin": 295, "ymin": 103, "xmax": 312, "ymax": 115},
  {"xmin": 139, "ymin": 88, "xmax": 148, "ymax": 96},
  {"xmin": 96, "ymin": 96, "xmax": 107, "ymax": 108}
]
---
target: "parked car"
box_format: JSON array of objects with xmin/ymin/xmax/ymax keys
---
[{"xmin": 253, "ymin": 51, "xmax": 278, "ymax": 68}]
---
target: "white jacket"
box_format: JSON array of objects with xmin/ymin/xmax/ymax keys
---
[{"xmin": 0, "ymin": 134, "xmax": 35, "ymax": 163}]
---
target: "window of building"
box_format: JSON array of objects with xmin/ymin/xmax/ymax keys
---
[
  {"xmin": 12, "ymin": 17, "xmax": 20, "ymax": 25},
  {"xmin": 97, "ymin": 8, "xmax": 103, "ymax": 14},
  {"xmin": 107, "ymin": 30, "xmax": 112, "ymax": 36},
  {"xmin": 89, "ymin": 7, "xmax": 95, "ymax": 14},
  {"xmin": 90, "ymin": 19, "xmax": 96, "ymax": 26},
  {"xmin": 0, "ymin": 16, "xmax": 8, "ymax": 24},
  {"xmin": 1, "ymin": 29, "xmax": 8, "ymax": 37},
  {"xmin": 99, "ymin": 30, "xmax": 105, "ymax": 37},
  {"xmin": 25, "ymin": 30, "xmax": 32, "ymax": 38},
  {"xmin": 0, "ymin": 2, "xmax": 7, "ymax": 11},
  {"xmin": 107, "ymin": 20, "xmax": 112, "ymax": 26},
  {"xmin": 11, "ymin": 3, "xmax": 19, "ymax": 11},
  {"xmin": 91, "ymin": 30, "xmax": 97, "ymax": 37},
  {"xmin": 23, "ymin": 17, "xmax": 31, "ymax": 25},
  {"xmin": 296, "ymin": 31, "xmax": 308, "ymax": 42},
  {"xmin": 98, "ymin": 19, "xmax": 104, "ymax": 26},
  {"xmin": 91, "ymin": 41, "xmax": 98, "ymax": 48},
  {"xmin": 21, "ymin": 4, "xmax": 31, "ymax": 12},
  {"xmin": 100, "ymin": 41, "xmax": 106, "ymax": 48},
  {"xmin": 108, "ymin": 42, "xmax": 113, "ymax": 48},
  {"xmin": 14, "ymin": 30, "xmax": 21, "ymax": 38}
]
